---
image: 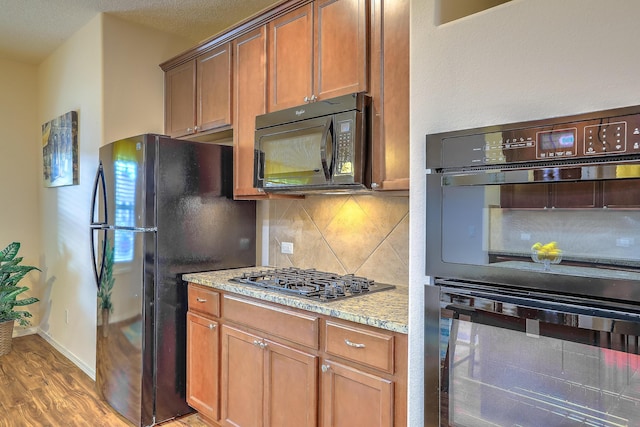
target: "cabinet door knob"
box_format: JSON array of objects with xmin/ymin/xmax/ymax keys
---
[
  {"xmin": 310, "ymin": 94, "xmax": 317, "ymax": 102},
  {"xmin": 209, "ymin": 323, "xmax": 216, "ymax": 330},
  {"xmin": 253, "ymin": 339, "xmax": 261, "ymax": 347},
  {"xmin": 187, "ymin": 127, "xmax": 194, "ymax": 133},
  {"xmin": 344, "ymin": 339, "xmax": 366, "ymax": 349},
  {"xmin": 304, "ymin": 96, "xmax": 310, "ymax": 103},
  {"xmin": 321, "ymin": 364, "xmax": 330, "ymax": 373},
  {"xmin": 196, "ymin": 297, "xmax": 207, "ymax": 303}
]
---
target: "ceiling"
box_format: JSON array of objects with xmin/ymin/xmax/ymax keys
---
[{"xmin": 0, "ymin": 0, "xmax": 280, "ymax": 65}]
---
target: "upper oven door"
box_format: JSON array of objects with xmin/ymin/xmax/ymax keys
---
[
  {"xmin": 426, "ymin": 164, "xmax": 640, "ymax": 302},
  {"xmin": 255, "ymin": 116, "xmax": 333, "ymax": 190}
]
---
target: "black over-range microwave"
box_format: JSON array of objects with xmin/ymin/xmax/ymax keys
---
[{"xmin": 254, "ymin": 92, "xmax": 371, "ymax": 193}]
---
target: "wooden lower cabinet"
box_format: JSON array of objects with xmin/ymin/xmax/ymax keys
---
[
  {"xmin": 186, "ymin": 311, "xmax": 220, "ymax": 423},
  {"xmin": 220, "ymin": 324, "xmax": 318, "ymax": 427},
  {"xmin": 321, "ymin": 360, "xmax": 393, "ymax": 427},
  {"xmin": 187, "ymin": 285, "xmax": 406, "ymax": 427}
]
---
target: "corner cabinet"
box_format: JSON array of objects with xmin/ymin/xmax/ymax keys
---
[
  {"xmin": 268, "ymin": 0, "xmax": 368, "ymax": 112},
  {"xmin": 186, "ymin": 284, "xmax": 407, "ymax": 427},
  {"xmin": 163, "ymin": 43, "xmax": 232, "ymax": 138}
]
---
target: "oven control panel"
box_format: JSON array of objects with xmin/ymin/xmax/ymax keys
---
[{"xmin": 431, "ymin": 108, "xmax": 640, "ymax": 169}]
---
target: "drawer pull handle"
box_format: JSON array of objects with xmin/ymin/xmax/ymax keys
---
[
  {"xmin": 196, "ymin": 297, "xmax": 207, "ymax": 303},
  {"xmin": 344, "ymin": 339, "xmax": 366, "ymax": 349}
]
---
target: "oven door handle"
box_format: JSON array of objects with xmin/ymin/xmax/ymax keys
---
[{"xmin": 441, "ymin": 163, "xmax": 640, "ymax": 186}]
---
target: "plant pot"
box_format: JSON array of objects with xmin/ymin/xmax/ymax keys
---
[
  {"xmin": 102, "ymin": 308, "xmax": 110, "ymax": 337},
  {"xmin": 0, "ymin": 319, "xmax": 15, "ymax": 356}
]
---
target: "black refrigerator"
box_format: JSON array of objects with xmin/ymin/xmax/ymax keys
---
[{"xmin": 89, "ymin": 134, "xmax": 256, "ymax": 426}]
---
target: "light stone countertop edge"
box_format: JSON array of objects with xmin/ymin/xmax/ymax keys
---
[{"xmin": 183, "ymin": 267, "xmax": 408, "ymax": 334}]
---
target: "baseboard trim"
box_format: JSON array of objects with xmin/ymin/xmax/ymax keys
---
[{"xmin": 37, "ymin": 329, "xmax": 96, "ymax": 381}]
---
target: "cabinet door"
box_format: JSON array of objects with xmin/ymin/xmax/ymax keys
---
[
  {"xmin": 314, "ymin": 0, "xmax": 368, "ymax": 100},
  {"xmin": 552, "ymin": 181, "xmax": 599, "ymax": 208},
  {"xmin": 602, "ymin": 179, "xmax": 640, "ymax": 207},
  {"xmin": 165, "ymin": 60, "xmax": 196, "ymax": 137},
  {"xmin": 233, "ymin": 27, "xmax": 269, "ymax": 199},
  {"xmin": 186, "ymin": 312, "xmax": 220, "ymax": 422},
  {"xmin": 370, "ymin": 0, "xmax": 410, "ymax": 191},
  {"xmin": 500, "ymin": 183, "xmax": 550, "ymax": 208},
  {"xmin": 221, "ymin": 325, "xmax": 264, "ymax": 427},
  {"xmin": 265, "ymin": 339, "xmax": 318, "ymax": 427},
  {"xmin": 268, "ymin": 4, "xmax": 314, "ymax": 111},
  {"xmin": 321, "ymin": 360, "xmax": 393, "ymax": 427},
  {"xmin": 197, "ymin": 43, "xmax": 232, "ymax": 132}
]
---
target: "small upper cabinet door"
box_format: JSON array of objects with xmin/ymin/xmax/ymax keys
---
[
  {"xmin": 233, "ymin": 27, "xmax": 269, "ymax": 199},
  {"xmin": 268, "ymin": 3, "xmax": 314, "ymax": 112},
  {"xmin": 314, "ymin": 0, "xmax": 369, "ymax": 101},
  {"xmin": 165, "ymin": 60, "xmax": 196, "ymax": 137},
  {"xmin": 197, "ymin": 43, "xmax": 232, "ymax": 133}
]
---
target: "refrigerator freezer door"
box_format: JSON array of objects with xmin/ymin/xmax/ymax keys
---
[
  {"xmin": 98, "ymin": 135, "xmax": 155, "ymax": 229},
  {"xmin": 96, "ymin": 228, "xmax": 155, "ymax": 427}
]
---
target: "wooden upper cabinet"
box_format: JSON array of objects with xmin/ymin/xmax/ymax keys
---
[
  {"xmin": 314, "ymin": 0, "xmax": 368, "ymax": 100},
  {"xmin": 268, "ymin": 3, "xmax": 314, "ymax": 111},
  {"xmin": 164, "ymin": 61, "xmax": 196, "ymax": 138},
  {"xmin": 163, "ymin": 43, "xmax": 232, "ymax": 138},
  {"xmin": 268, "ymin": 0, "xmax": 368, "ymax": 112},
  {"xmin": 233, "ymin": 27, "xmax": 269, "ymax": 199},
  {"xmin": 197, "ymin": 43, "xmax": 232, "ymax": 133},
  {"xmin": 370, "ymin": 0, "xmax": 410, "ymax": 191}
]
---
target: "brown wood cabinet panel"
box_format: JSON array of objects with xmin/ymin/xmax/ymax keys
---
[
  {"xmin": 324, "ymin": 321, "xmax": 394, "ymax": 374},
  {"xmin": 370, "ymin": 0, "xmax": 410, "ymax": 191},
  {"xmin": 268, "ymin": 4, "xmax": 314, "ymax": 111},
  {"xmin": 221, "ymin": 325, "xmax": 264, "ymax": 427},
  {"xmin": 552, "ymin": 181, "xmax": 599, "ymax": 208},
  {"xmin": 165, "ymin": 61, "xmax": 196, "ymax": 137},
  {"xmin": 314, "ymin": 0, "xmax": 368, "ymax": 100},
  {"xmin": 197, "ymin": 43, "xmax": 233, "ymax": 133},
  {"xmin": 186, "ymin": 312, "xmax": 220, "ymax": 423},
  {"xmin": 602, "ymin": 179, "xmax": 640, "ymax": 207},
  {"xmin": 188, "ymin": 285, "xmax": 221, "ymax": 318},
  {"xmin": 224, "ymin": 295, "xmax": 319, "ymax": 349},
  {"xmin": 500, "ymin": 183, "xmax": 549, "ymax": 208},
  {"xmin": 233, "ymin": 27, "xmax": 269, "ymax": 199},
  {"xmin": 265, "ymin": 339, "xmax": 318, "ymax": 427},
  {"xmin": 321, "ymin": 359, "xmax": 393, "ymax": 427}
]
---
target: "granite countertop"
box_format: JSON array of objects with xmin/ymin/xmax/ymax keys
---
[{"xmin": 183, "ymin": 267, "xmax": 408, "ymax": 334}]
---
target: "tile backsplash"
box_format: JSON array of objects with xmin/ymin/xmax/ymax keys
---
[{"xmin": 267, "ymin": 195, "xmax": 409, "ymax": 286}]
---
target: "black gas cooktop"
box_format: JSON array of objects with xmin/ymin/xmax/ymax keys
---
[{"xmin": 230, "ymin": 267, "xmax": 395, "ymax": 302}]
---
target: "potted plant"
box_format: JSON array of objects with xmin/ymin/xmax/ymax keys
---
[
  {"xmin": 0, "ymin": 241, "xmax": 39, "ymax": 356},
  {"xmin": 97, "ymin": 238, "xmax": 114, "ymax": 337}
]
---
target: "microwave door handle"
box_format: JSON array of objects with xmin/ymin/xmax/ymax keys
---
[{"xmin": 320, "ymin": 117, "xmax": 333, "ymax": 180}]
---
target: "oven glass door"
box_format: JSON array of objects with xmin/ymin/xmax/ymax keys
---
[
  {"xmin": 255, "ymin": 116, "xmax": 333, "ymax": 189},
  {"xmin": 427, "ymin": 170, "xmax": 640, "ymax": 296},
  {"xmin": 439, "ymin": 285, "xmax": 640, "ymax": 427}
]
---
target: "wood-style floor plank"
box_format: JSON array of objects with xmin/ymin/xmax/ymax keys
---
[{"xmin": 0, "ymin": 334, "xmax": 210, "ymax": 427}]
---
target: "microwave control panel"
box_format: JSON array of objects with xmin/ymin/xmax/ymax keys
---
[
  {"xmin": 334, "ymin": 119, "xmax": 355, "ymax": 176},
  {"xmin": 434, "ymin": 110, "xmax": 640, "ymax": 169}
]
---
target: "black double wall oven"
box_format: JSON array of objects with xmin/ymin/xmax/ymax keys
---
[{"xmin": 425, "ymin": 105, "xmax": 640, "ymax": 426}]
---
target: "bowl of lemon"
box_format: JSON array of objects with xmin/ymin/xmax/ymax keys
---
[{"xmin": 531, "ymin": 241, "xmax": 562, "ymax": 271}]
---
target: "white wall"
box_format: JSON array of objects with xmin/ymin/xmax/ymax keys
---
[
  {"xmin": 409, "ymin": 1, "xmax": 640, "ymax": 425},
  {"xmin": 0, "ymin": 58, "xmax": 41, "ymax": 333},
  {"xmin": 37, "ymin": 14, "xmax": 191, "ymax": 376}
]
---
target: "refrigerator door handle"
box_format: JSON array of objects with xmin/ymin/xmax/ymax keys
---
[
  {"xmin": 90, "ymin": 162, "xmax": 108, "ymax": 289},
  {"xmin": 90, "ymin": 161, "xmax": 108, "ymax": 226}
]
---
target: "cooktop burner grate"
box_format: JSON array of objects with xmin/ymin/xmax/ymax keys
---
[{"xmin": 230, "ymin": 267, "xmax": 395, "ymax": 302}]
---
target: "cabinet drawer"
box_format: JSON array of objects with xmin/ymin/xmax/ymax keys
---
[
  {"xmin": 188, "ymin": 285, "xmax": 221, "ymax": 317},
  {"xmin": 325, "ymin": 321, "xmax": 395, "ymax": 374},
  {"xmin": 224, "ymin": 295, "xmax": 319, "ymax": 349}
]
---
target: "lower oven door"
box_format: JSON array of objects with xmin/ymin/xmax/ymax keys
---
[{"xmin": 437, "ymin": 281, "xmax": 640, "ymax": 427}]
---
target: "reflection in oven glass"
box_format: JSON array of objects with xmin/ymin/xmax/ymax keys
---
[{"xmin": 441, "ymin": 319, "xmax": 640, "ymax": 426}]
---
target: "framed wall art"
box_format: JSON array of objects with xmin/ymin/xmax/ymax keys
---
[{"xmin": 42, "ymin": 110, "xmax": 78, "ymax": 187}]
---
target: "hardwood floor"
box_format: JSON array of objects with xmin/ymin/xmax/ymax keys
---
[{"xmin": 0, "ymin": 334, "xmax": 210, "ymax": 427}]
